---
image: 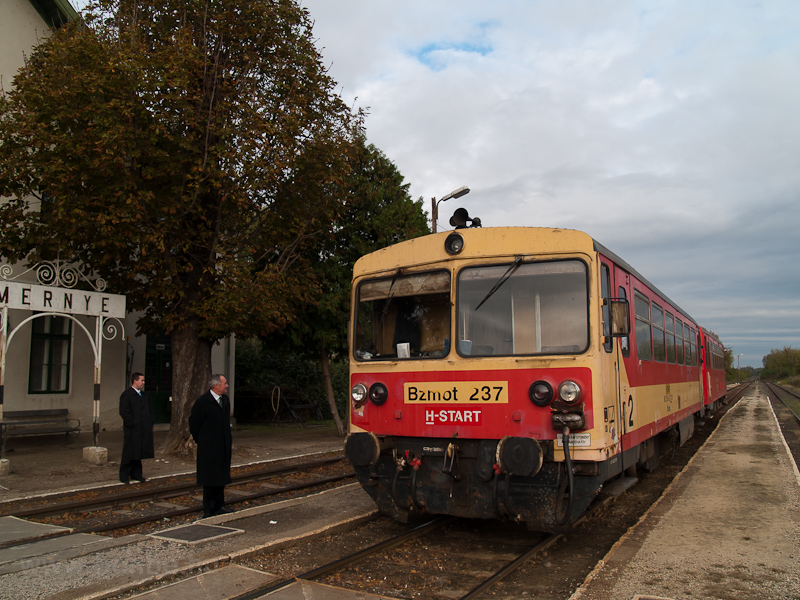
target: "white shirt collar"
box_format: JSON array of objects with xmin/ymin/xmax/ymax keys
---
[{"xmin": 210, "ymin": 389, "xmax": 221, "ymax": 402}]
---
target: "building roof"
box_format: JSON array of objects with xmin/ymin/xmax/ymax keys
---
[{"xmin": 28, "ymin": 0, "xmax": 78, "ymax": 28}]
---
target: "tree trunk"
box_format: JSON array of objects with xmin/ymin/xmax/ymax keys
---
[
  {"xmin": 320, "ymin": 348, "xmax": 345, "ymax": 437},
  {"xmin": 160, "ymin": 323, "xmax": 213, "ymax": 454}
]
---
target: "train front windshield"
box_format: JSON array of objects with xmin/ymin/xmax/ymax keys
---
[
  {"xmin": 458, "ymin": 260, "xmax": 588, "ymax": 355},
  {"xmin": 353, "ymin": 259, "xmax": 589, "ymax": 361},
  {"xmin": 354, "ymin": 271, "xmax": 452, "ymax": 360}
]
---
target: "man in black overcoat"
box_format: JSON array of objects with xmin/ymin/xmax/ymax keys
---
[
  {"xmin": 119, "ymin": 372, "xmax": 155, "ymax": 484},
  {"xmin": 188, "ymin": 373, "xmax": 233, "ymax": 517}
]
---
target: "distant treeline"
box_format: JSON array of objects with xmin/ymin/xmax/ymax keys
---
[{"xmin": 761, "ymin": 346, "xmax": 800, "ymax": 381}]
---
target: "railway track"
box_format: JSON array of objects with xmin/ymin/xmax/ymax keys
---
[
  {"xmin": 0, "ymin": 453, "xmax": 354, "ymax": 544},
  {"xmin": 233, "ymin": 391, "xmax": 748, "ymax": 599},
  {"xmin": 765, "ymin": 381, "xmax": 800, "ymax": 423},
  {"xmin": 232, "ymin": 494, "xmax": 617, "ymax": 600}
]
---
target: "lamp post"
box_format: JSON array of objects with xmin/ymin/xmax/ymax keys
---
[
  {"xmin": 431, "ymin": 185, "xmax": 470, "ymax": 233},
  {"xmin": 737, "ymin": 353, "xmax": 743, "ymax": 383}
]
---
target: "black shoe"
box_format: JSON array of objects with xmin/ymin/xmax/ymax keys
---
[
  {"xmin": 134, "ymin": 477, "xmax": 147, "ymax": 483},
  {"xmin": 214, "ymin": 506, "xmax": 233, "ymax": 515},
  {"xmin": 120, "ymin": 478, "xmax": 130, "ymax": 484},
  {"xmin": 203, "ymin": 511, "xmax": 215, "ymax": 518}
]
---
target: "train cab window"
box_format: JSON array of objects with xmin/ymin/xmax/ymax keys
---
[
  {"xmin": 652, "ymin": 303, "xmax": 666, "ymax": 362},
  {"xmin": 457, "ymin": 259, "xmax": 588, "ymax": 356},
  {"xmin": 601, "ymin": 264, "xmax": 612, "ymax": 353},
  {"xmin": 634, "ymin": 292, "xmax": 652, "ymax": 361},
  {"xmin": 665, "ymin": 311, "xmax": 676, "ymax": 364},
  {"xmin": 617, "ymin": 286, "xmax": 630, "ymax": 358},
  {"xmin": 353, "ymin": 271, "xmax": 451, "ymax": 360},
  {"xmin": 676, "ymin": 319, "xmax": 685, "ymax": 364}
]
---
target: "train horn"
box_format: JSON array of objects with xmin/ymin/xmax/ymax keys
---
[{"xmin": 450, "ymin": 208, "xmax": 482, "ymax": 229}]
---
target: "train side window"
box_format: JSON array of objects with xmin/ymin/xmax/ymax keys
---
[
  {"xmin": 601, "ymin": 264, "xmax": 612, "ymax": 353},
  {"xmin": 676, "ymin": 319, "xmax": 685, "ymax": 364},
  {"xmin": 688, "ymin": 327, "xmax": 696, "ymax": 366},
  {"xmin": 665, "ymin": 311, "xmax": 676, "ymax": 364},
  {"xmin": 652, "ymin": 303, "xmax": 665, "ymax": 362},
  {"xmin": 634, "ymin": 292, "xmax": 652, "ymax": 361},
  {"xmin": 618, "ymin": 286, "xmax": 630, "ymax": 357}
]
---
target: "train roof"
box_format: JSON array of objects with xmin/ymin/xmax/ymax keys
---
[{"xmin": 353, "ymin": 226, "xmax": 698, "ymax": 326}]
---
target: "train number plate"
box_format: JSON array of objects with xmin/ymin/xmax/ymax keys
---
[{"xmin": 404, "ymin": 382, "xmax": 509, "ymax": 404}]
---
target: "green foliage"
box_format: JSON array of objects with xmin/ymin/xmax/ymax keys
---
[
  {"xmin": 274, "ymin": 137, "xmax": 431, "ymax": 357},
  {"xmin": 761, "ymin": 346, "xmax": 800, "ymax": 380},
  {"xmin": 0, "ymin": 0, "xmax": 360, "ymax": 341},
  {"xmin": 235, "ymin": 337, "xmax": 348, "ymax": 421}
]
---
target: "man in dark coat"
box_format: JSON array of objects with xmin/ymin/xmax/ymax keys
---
[
  {"xmin": 189, "ymin": 373, "xmax": 233, "ymax": 517},
  {"xmin": 119, "ymin": 372, "xmax": 155, "ymax": 484}
]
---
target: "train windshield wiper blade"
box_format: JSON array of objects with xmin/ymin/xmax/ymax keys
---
[
  {"xmin": 475, "ymin": 256, "xmax": 523, "ymax": 311},
  {"xmin": 378, "ymin": 268, "xmax": 403, "ymax": 327}
]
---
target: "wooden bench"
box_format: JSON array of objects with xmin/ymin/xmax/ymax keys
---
[
  {"xmin": 281, "ymin": 394, "xmax": 325, "ymax": 428},
  {"xmin": 1, "ymin": 409, "xmax": 81, "ymax": 439}
]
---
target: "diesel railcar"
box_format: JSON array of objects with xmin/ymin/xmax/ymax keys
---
[{"xmin": 345, "ymin": 227, "xmax": 724, "ymax": 531}]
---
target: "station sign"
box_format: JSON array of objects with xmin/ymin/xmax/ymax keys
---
[{"xmin": 0, "ymin": 281, "xmax": 126, "ymax": 319}]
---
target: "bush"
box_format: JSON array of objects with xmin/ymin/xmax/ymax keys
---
[{"xmin": 234, "ymin": 337, "xmax": 348, "ymax": 423}]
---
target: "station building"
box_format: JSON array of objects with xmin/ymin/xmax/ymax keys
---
[{"xmin": 1, "ymin": 0, "xmax": 235, "ymax": 435}]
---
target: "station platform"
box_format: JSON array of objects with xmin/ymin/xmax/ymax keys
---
[
  {"xmin": 0, "ymin": 483, "xmax": 380, "ymax": 599},
  {"xmin": 570, "ymin": 385, "xmax": 800, "ymax": 600},
  {"xmin": 0, "ymin": 422, "xmax": 343, "ymax": 499}
]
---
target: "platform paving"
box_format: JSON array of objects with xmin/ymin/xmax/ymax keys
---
[
  {"xmin": 570, "ymin": 386, "xmax": 800, "ymax": 600},
  {"xmin": 0, "ymin": 484, "xmax": 377, "ymax": 599}
]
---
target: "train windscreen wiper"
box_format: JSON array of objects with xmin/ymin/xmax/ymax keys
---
[
  {"xmin": 377, "ymin": 268, "xmax": 403, "ymax": 330},
  {"xmin": 475, "ymin": 256, "xmax": 524, "ymax": 311}
]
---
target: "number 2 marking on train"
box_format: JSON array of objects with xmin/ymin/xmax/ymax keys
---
[{"xmin": 627, "ymin": 394, "xmax": 634, "ymax": 427}]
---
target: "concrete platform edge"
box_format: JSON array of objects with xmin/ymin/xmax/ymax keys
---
[
  {"xmin": 568, "ymin": 406, "xmax": 732, "ymax": 600},
  {"xmin": 3, "ymin": 449, "xmax": 342, "ymax": 504},
  {"xmin": 75, "ymin": 488, "xmax": 379, "ymax": 600},
  {"xmin": 569, "ymin": 396, "xmax": 800, "ymax": 600}
]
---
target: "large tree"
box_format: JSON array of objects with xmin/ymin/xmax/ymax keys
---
[
  {"xmin": 0, "ymin": 0, "xmax": 360, "ymax": 452},
  {"xmin": 274, "ymin": 138, "xmax": 430, "ymax": 436}
]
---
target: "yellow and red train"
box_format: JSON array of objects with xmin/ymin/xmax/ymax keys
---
[{"xmin": 345, "ymin": 227, "xmax": 726, "ymax": 531}]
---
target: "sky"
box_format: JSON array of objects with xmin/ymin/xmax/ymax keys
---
[
  {"xmin": 294, "ymin": 0, "xmax": 799, "ymax": 369},
  {"xmin": 68, "ymin": 1, "xmax": 799, "ymax": 368}
]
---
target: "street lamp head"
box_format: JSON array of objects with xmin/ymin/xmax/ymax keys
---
[
  {"xmin": 440, "ymin": 186, "xmax": 470, "ymax": 203},
  {"xmin": 432, "ymin": 185, "xmax": 470, "ymax": 233}
]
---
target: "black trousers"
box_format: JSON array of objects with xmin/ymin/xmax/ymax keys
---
[
  {"xmin": 202, "ymin": 485, "xmax": 226, "ymax": 516},
  {"xmin": 119, "ymin": 459, "xmax": 143, "ymax": 483}
]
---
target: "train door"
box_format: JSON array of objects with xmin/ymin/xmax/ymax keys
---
[
  {"xmin": 601, "ymin": 261, "xmax": 629, "ymax": 449},
  {"xmin": 612, "ymin": 264, "xmax": 633, "ymax": 442}
]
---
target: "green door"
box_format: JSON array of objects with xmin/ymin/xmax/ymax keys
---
[{"xmin": 145, "ymin": 336, "xmax": 172, "ymax": 424}]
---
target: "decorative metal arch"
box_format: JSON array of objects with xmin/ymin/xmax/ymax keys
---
[{"xmin": 0, "ymin": 261, "xmax": 126, "ymax": 455}]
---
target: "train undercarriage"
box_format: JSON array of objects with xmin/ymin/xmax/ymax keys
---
[{"xmin": 346, "ymin": 412, "xmax": 700, "ymax": 532}]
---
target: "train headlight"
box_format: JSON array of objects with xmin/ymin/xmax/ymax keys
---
[
  {"xmin": 529, "ymin": 381, "xmax": 553, "ymax": 406},
  {"xmin": 369, "ymin": 382, "xmax": 389, "ymax": 405},
  {"xmin": 351, "ymin": 383, "xmax": 368, "ymax": 405},
  {"xmin": 558, "ymin": 380, "xmax": 581, "ymax": 404},
  {"xmin": 444, "ymin": 232, "xmax": 465, "ymax": 255}
]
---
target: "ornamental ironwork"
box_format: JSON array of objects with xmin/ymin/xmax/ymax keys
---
[{"xmin": 0, "ymin": 259, "xmax": 107, "ymax": 292}]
